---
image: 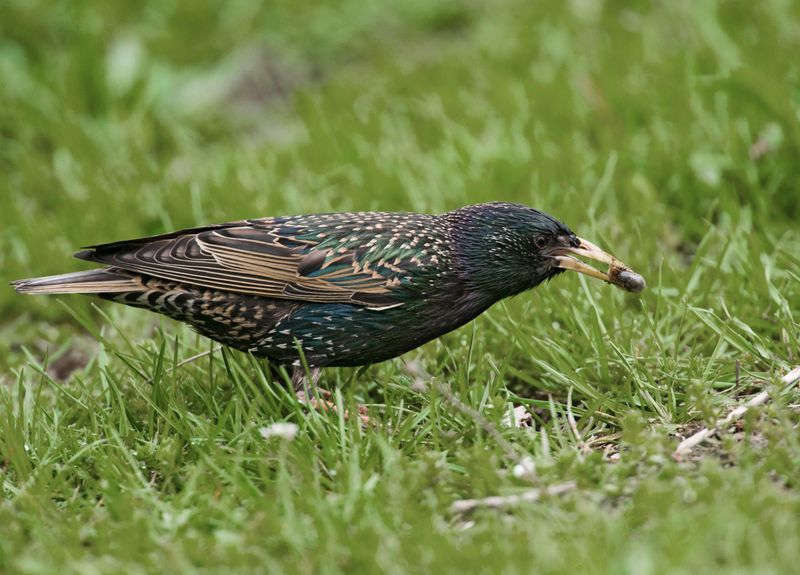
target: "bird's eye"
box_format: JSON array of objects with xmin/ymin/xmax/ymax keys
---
[{"xmin": 533, "ymin": 235, "xmax": 550, "ymax": 250}]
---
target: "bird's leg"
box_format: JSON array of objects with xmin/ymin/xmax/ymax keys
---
[
  {"xmin": 291, "ymin": 365, "xmax": 369, "ymax": 424},
  {"xmin": 291, "ymin": 364, "xmax": 330, "ymax": 409},
  {"xmin": 291, "ymin": 365, "xmax": 322, "ymax": 395}
]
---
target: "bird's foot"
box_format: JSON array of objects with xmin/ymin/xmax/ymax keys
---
[{"xmin": 295, "ymin": 388, "xmax": 370, "ymax": 425}]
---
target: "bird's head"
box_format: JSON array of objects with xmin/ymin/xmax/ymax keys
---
[{"xmin": 447, "ymin": 202, "xmax": 645, "ymax": 301}]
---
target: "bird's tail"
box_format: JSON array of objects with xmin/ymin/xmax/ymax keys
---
[{"xmin": 11, "ymin": 269, "xmax": 140, "ymax": 295}]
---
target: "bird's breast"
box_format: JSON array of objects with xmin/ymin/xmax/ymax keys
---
[{"xmin": 250, "ymin": 291, "xmax": 491, "ymax": 368}]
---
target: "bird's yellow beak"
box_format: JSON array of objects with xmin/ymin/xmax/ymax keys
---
[{"xmin": 550, "ymin": 236, "xmax": 646, "ymax": 293}]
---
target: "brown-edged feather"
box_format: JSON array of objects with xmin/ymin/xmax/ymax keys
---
[{"xmin": 75, "ymin": 222, "xmax": 402, "ymax": 308}]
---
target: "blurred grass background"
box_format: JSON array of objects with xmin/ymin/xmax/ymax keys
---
[{"xmin": 2, "ymin": 0, "xmax": 800, "ymax": 573}]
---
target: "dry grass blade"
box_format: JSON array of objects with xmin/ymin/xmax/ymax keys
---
[
  {"xmin": 674, "ymin": 366, "xmax": 800, "ymax": 457},
  {"xmin": 450, "ymin": 482, "xmax": 577, "ymax": 513}
]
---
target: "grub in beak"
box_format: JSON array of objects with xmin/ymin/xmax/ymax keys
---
[{"xmin": 550, "ymin": 236, "xmax": 646, "ymax": 293}]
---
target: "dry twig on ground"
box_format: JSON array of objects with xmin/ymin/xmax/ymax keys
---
[
  {"xmin": 450, "ymin": 482, "xmax": 577, "ymax": 513},
  {"xmin": 674, "ymin": 365, "xmax": 800, "ymax": 457}
]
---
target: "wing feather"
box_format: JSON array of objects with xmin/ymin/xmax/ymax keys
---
[{"xmin": 76, "ymin": 220, "xmax": 405, "ymax": 308}]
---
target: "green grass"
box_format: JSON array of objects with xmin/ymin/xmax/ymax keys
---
[{"xmin": 2, "ymin": 0, "xmax": 800, "ymax": 572}]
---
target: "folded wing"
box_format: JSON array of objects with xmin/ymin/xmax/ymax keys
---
[{"xmin": 76, "ymin": 220, "xmax": 403, "ymax": 309}]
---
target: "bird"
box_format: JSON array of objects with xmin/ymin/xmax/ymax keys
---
[{"xmin": 12, "ymin": 202, "xmax": 644, "ymax": 391}]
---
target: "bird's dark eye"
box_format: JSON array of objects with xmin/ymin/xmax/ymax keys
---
[{"xmin": 533, "ymin": 235, "xmax": 550, "ymax": 250}]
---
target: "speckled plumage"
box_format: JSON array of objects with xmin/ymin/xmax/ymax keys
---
[{"xmin": 14, "ymin": 202, "xmax": 587, "ymax": 372}]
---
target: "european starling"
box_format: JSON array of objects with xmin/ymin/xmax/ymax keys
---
[{"xmin": 12, "ymin": 202, "xmax": 644, "ymax": 386}]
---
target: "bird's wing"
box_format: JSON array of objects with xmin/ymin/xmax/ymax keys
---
[{"xmin": 75, "ymin": 218, "xmax": 411, "ymax": 308}]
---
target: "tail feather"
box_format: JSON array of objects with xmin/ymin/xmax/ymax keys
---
[{"xmin": 11, "ymin": 269, "xmax": 141, "ymax": 295}]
